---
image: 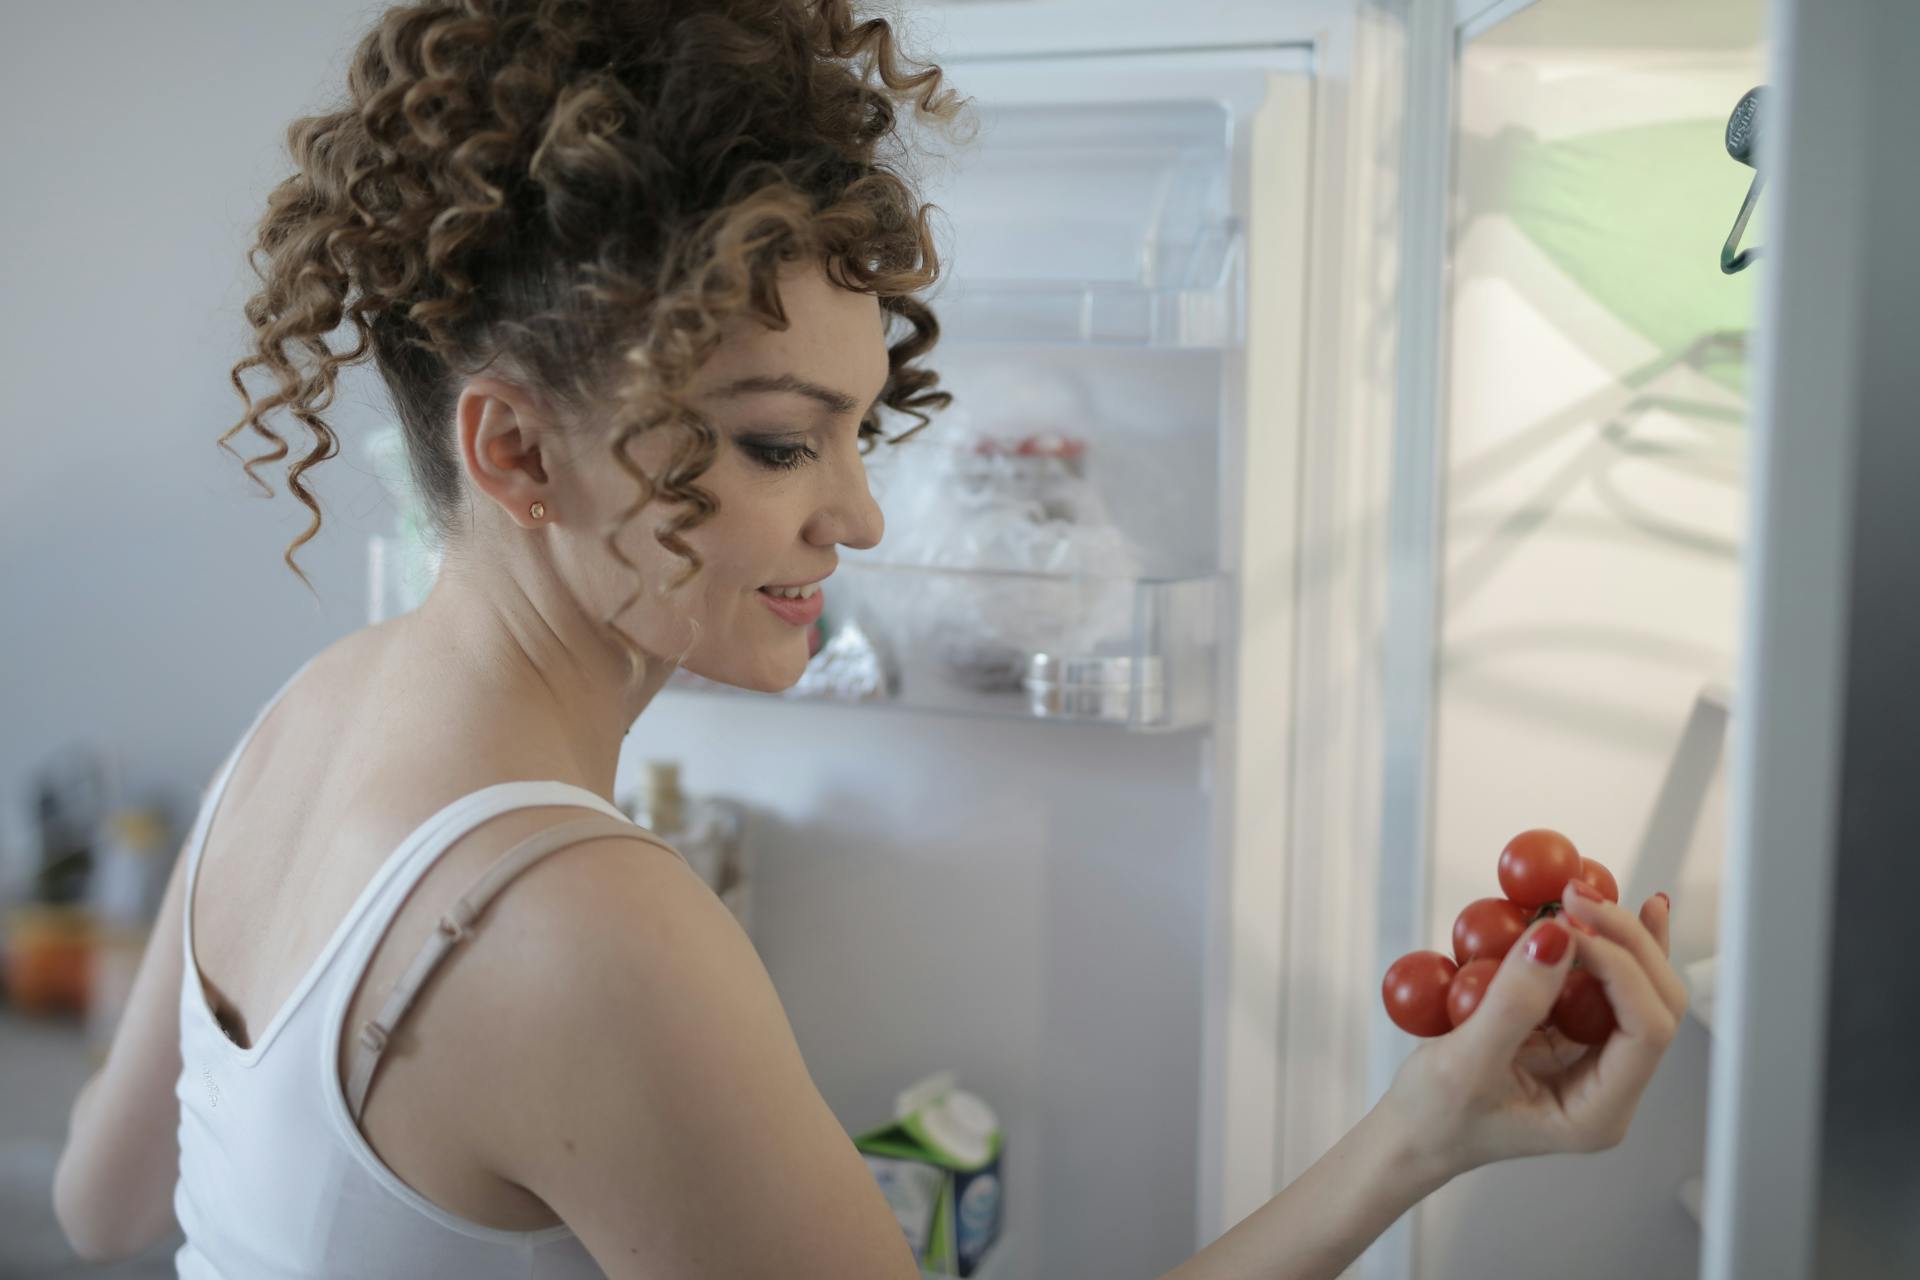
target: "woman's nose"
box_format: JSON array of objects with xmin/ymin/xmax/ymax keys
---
[{"xmin": 810, "ymin": 454, "xmax": 884, "ymax": 551}]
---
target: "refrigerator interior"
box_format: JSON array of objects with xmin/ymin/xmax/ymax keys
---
[{"xmin": 1408, "ymin": 1, "xmax": 1764, "ymax": 1277}]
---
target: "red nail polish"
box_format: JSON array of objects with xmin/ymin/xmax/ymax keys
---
[
  {"xmin": 1567, "ymin": 917, "xmax": 1598, "ymax": 937},
  {"xmin": 1566, "ymin": 878, "xmax": 1599, "ymax": 902},
  {"xmin": 1526, "ymin": 922, "xmax": 1570, "ymax": 964},
  {"xmin": 1656, "ymin": 892, "xmax": 1671, "ymax": 912}
]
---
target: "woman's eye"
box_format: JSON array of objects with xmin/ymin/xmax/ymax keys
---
[{"xmin": 741, "ymin": 438, "xmax": 819, "ymax": 472}]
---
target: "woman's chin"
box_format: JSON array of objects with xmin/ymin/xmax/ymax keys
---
[{"xmin": 681, "ymin": 643, "xmax": 812, "ymax": 694}]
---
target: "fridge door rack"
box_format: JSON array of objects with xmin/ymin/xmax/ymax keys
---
[
  {"xmin": 929, "ymin": 229, "xmax": 1242, "ymax": 348},
  {"xmin": 667, "ymin": 563, "xmax": 1220, "ymax": 733},
  {"xmin": 367, "ymin": 523, "xmax": 1219, "ymax": 734},
  {"xmin": 918, "ymin": 98, "xmax": 1243, "ymax": 349}
]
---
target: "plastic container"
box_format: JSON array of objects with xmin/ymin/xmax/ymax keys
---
[
  {"xmin": 622, "ymin": 762, "xmax": 753, "ymax": 934},
  {"xmin": 3, "ymin": 904, "xmax": 92, "ymax": 1016},
  {"xmin": 857, "ymin": 1072, "xmax": 1006, "ymax": 1278}
]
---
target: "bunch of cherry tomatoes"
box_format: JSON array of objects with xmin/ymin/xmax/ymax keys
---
[{"xmin": 1382, "ymin": 829, "xmax": 1619, "ymax": 1045}]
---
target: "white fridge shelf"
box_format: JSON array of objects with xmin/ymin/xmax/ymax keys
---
[
  {"xmin": 918, "ymin": 96, "xmax": 1243, "ymax": 349},
  {"xmin": 368, "ymin": 531, "xmax": 1219, "ymax": 733},
  {"xmin": 932, "ymin": 229, "xmax": 1241, "ymax": 349},
  {"xmin": 1682, "ymin": 954, "xmax": 1719, "ymax": 1036},
  {"xmin": 667, "ymin": 564, "xmax": 1220, "ymax": 733}
]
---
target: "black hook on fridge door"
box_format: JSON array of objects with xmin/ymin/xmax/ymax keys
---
[{"xmin": 1721, "ymin": 86, "xmax": 1765, "ymax": 274}]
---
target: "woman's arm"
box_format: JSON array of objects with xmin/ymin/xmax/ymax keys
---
[
  {"xmin": 1156, "ymin": 885, "xmax": 1683, "ymax": 1280},
  {"xmin": 1156, "ymin": 1093, "xmax": 1450, "ymax": 1280},
  {"xmin": 52, "ymin": 836, "xmax": 190, "ymax": 1261}
]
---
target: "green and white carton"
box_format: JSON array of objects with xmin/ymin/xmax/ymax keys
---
[{"xmin": 855, "ymin": 1072, "xmax": 1005, "ymax": 1277}]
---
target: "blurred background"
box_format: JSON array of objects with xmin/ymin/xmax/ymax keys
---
[{"xmin": 2, "ymin": 5, "xmax": 399, "ymax": 1273}]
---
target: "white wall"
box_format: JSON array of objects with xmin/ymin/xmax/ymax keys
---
[
  {"xmin": 633, "ymin": 691, "xmax": 1211, "ymax": 1277},
  {"xmin": 0, "ymin": 1, "xmax": 395, "ymax": 871}
]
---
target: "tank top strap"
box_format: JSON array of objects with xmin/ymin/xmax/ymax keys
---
[{"xmin": 341, "ymin": 800, "xmax": 685, "ymax": 1123}]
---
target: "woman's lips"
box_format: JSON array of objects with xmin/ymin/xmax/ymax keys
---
[{"xmin": 756, "ymin": 585, "xmax": 824, "ymax": 627}]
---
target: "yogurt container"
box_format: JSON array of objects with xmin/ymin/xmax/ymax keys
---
[{"xmin": 855, "ymin": 1071, "xmax": 1005, "ymax": 1276}]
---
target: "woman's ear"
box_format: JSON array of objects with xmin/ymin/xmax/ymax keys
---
[{"xmin": 457, "ymin": 378, "xmax": 555, "ymax": 526}]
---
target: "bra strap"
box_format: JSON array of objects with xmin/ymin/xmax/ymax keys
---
[{"xmin": 344, "ymin": 814, "xmax": 681, "ymax": 1122}]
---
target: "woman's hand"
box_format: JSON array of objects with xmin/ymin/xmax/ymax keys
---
[
  {"xmin": 1156, "ymin": 883, "xmax": 1682, "ymax": 1280},
  {"xmin": 1385, "ymin": 883, "xmax": 1687, "ymax": 1179}
]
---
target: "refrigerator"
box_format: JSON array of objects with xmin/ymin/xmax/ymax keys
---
[{"xmin": 364, "ymin": 2, "xmax": 1917, "ymax": 1277}]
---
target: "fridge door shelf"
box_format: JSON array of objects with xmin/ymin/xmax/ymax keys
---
[
  {"xmin": 917, "ymin": 97, "xmax": 1242, "ymax": 349},
  {"xmin": 1677, "ymin": 1175, "xmax": 1705, "ymax": 1228},
  {"xmin": 930, "ymin": 230, "xmax": 1242, "ymax": 349},
  {"xmin": 667, "ymin": 563, "xmax": 1220, "ymax": 733},
  {"xmin": 1682, "ymin": 954, "xmax": 1718, "ymax": 1035}
]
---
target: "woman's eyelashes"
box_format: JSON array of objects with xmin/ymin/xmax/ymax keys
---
[{"xmin": 738, "ymin": 435, "xmax": 820, "ymax": 472}]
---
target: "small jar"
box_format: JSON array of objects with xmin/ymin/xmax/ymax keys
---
[{"xmin": 1023, "ymin": 652, "xmax": 1166, "ymax": 724}]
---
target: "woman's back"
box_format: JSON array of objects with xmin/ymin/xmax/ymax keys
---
[{"xmin": 174, "ymin": 630, "xmax": 901, "ymax": 1276}]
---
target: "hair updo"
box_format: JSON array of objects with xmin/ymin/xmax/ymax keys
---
[{"xmin": 221, "ymin": 0, "xmax": 960, "ymax": 658}]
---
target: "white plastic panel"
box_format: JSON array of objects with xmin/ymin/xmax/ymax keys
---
[
  {"xmin": 922, "ymin": 100, "xmax": 1240, "ymax": 347},
  {"xmin": 669, "ymin": 566, "xmax": 1219, "ymax": 732}
]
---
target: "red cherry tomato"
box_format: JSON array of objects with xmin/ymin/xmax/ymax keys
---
[
  {"xmin": 1498, "ymin": 829, "xmax": 1584, "ymax": 909},
  {"xmin": 1575, "ymin": 856, "xmax": 1619, "ymax": 904},
  {"xmin": 1452, "ymin": 897, "xmax": 1531, "ymax": 965},
  {"xmin": 1447, "ymin": 958, "xmax": 1500, "ymax": 1028},
  {"xmin": 1550, "ymin": 966, "xmax": 1616, "ymax": 1045},
  {"xmin": 1382, "ymin": 951, "xmax": 1458, "ymax": 1037}
]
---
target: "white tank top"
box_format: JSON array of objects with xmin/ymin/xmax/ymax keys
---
[{"xmin": 173, "ymin": 656, "xmax": 671, "ymax": 1278}]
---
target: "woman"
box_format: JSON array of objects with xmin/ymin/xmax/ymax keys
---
[{"xmin": 51, "ymin": 2, "xmax": 1686, "ymax": 1276}]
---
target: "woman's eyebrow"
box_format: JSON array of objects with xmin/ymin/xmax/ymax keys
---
[{"xmin": 710, "ymin": 372, "xmax": 860, "ymax": 415}]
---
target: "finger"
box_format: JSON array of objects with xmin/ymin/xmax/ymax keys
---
[
  {"xmin": 1561, "ymin": 883, "xmax": 1686, "ymax": 1020},
  {"xmin": 1513, "ymin": 1028, "xmax": 1560, "ymax": 1077},
  {"xmin": 1451, "ymin": 918, "xmax": 1576, "ymax": 1078},
  {"xmin": 1515, "ymin": 1026, "xmax": 1591, "ymax": 1077},
  {"xmin": 1639, "ymin": 892, "xmax": 1671, "ymax": 957},
  {"xmin": 1571, "ymin": 927, "xmax": 1677, "ymax": 1045},
  {"xmin": 1548, "ymin": 929, "xmax": 1680, "ymax": 1137},
  {"xmin": 1540, "ymin": 1024, "xmax": 1593, "ymax": 1070}
]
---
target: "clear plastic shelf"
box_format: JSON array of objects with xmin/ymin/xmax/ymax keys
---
[
  {"xmin": 668, "ymin": 564, "xmax": 1220, "ymax": 733},
  {"xmin": 1677, "ymin": 1175, "xmax": 1705, "ymax": 1228},
  {"xmin": 367, "ymin": 527, "xmax": 1219, "ymax": 732},
  {"xmin": 919, "ymin": 99, "xmax": 1242, "ymax": 348},
  {"xmin": 929, "ymin": 232, "xmax": 1241, "ymax": 347}
]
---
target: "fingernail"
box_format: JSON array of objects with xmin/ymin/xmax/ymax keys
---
[
  {"xmin": 1566, "ymin": 879, "xmax": 1600, "ymax": 902},
  {"xmin": 1526, "ymin": 921, "xmax": 1570, "ymax": 964},
  {"xmin": 1566, "ymin": 916, "xmax": 1597, "ymax": 937},
  {"xmin": 1656, "ymin": 891, "xmax": 1671, "ymax": 912}
]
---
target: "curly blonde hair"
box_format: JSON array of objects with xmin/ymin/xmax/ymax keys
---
[{"xmin": 222, "ymin": 0, "xmax": 960, "ymax": 664}]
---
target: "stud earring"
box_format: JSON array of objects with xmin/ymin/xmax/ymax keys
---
[{"xmin": 529, "ymin": 501, "xmax": 546, "ymax": 520}]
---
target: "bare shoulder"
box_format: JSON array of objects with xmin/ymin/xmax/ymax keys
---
[{"xmin": 463, "ymin": 833, "xmax": 919, "ymax": 1280}]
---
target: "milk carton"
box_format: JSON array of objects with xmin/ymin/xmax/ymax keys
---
[{"xmin": 855, "ymin": 1072, "xmax": 1005, "ymax": 1277}]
